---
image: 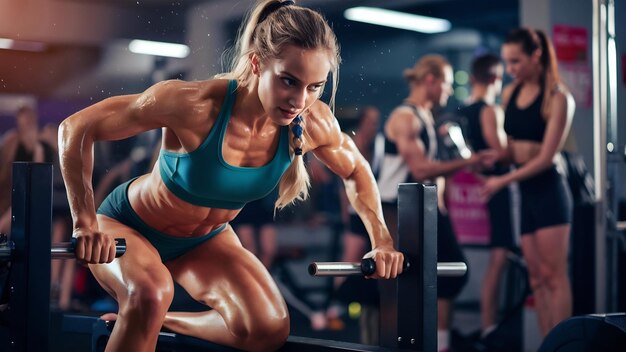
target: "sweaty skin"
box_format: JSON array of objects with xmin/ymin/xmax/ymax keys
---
[{"xmin": 59, "ymin": 45, "xmax": 402, "ymax": 352}]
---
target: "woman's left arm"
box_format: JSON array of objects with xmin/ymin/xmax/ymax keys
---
[{"xmin": 308, "ymin": 105, "xmax": 403, "ymax": 279}]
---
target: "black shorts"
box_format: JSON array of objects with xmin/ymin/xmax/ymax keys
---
[{"xmin": 519, "ymin": 167, "xmax": 573, "ymax": 235}]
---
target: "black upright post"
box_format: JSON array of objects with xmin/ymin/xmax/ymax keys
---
[
  {"xmin": 379, "ymin": 183, "xmax": 437, "ymax": 351},
  {"xmin": 9, "ymin": 162, "xmax": 53, "ymax": 352}
]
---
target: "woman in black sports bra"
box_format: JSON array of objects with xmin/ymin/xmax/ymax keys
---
[{"xmin": 481, "ymin": 28, "xmax": 575, "ymax": 338}]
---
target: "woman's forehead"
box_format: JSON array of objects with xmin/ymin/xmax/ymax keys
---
[{"xmin": 273, "ymin": 46, "xmax": 332, "ymax": 82}]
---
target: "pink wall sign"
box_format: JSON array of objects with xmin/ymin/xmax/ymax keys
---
[
  {"xmin": 446, "ymin": 171, "xmax": 490, "ymax": 245},
  {"xmin": 553, "ymin": 25, "xmax": 588, "ymax": 63},
  {"xmin": 553, "ymin": 25, "xmax": 592, "ymax": 109}
]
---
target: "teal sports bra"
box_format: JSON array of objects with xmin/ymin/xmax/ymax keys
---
[{"xmin": 159, "ymin": 80, "xmax": 292, "ymax": 209}]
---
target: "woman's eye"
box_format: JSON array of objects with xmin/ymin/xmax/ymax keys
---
[
  {"xmin": 282, "ymin": 78, "xmax": 296, "ymax": 86},
  {"xmin": 309, "ymin": 85, "xmax": 323, "ymax": 92}
]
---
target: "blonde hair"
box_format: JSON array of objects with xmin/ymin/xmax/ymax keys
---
[
  {"xmin": 219, "ymin": 0, "xmax": 341, "ymax": 212},
  {"xmin": 403, "ymin": 54, "xmax": 450, "ymax": 84}
]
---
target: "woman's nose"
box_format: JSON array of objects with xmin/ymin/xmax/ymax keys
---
[{"xmin": 289, "ymin": 92, "xmax": 306, "ymax": 110}]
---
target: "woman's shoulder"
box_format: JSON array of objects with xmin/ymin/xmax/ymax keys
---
[
  {"xmin": 146, "ymin": 78, "xmax": 229, "ymax": 103},
  {"xmin": 549, "ymin": 82, "xmax": 571, "ymax": 98},
  {"xmin": 547, "ymin": 83, "xmax": 574, "ymax": 115},
  {"xmin": 300, "ymin": 100, "xmax": 342, "ymax": 147},
  {"xmin": 141, "ymin": 79, "xmax": 231, "ymax": 119},
  {"xmin": 302, "ymin": 100, "xmax": 336, "ymax": 129}
]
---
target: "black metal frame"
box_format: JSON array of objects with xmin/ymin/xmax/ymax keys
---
[
  {"xmin": 379, "ymin": 183, "xmax": 437, "ymax": 351},
  {"xmin": 8, "ymin": 162, "xmax": 53, "ymax": 351}
]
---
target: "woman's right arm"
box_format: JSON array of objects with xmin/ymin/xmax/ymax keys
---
[{"xmin": 59, "ymin": 80, "xmax": 200, "ymax": 263}]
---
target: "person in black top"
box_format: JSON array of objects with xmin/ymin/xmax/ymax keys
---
[
  {"xmin": 481, "ymin": 28, "xmax": 574, "ymax": 337},
  {"xmin": 380, "ymin": 54, "xmax": 494, "ymax": 352},
  {"xmin": 460, "ymin": 53, "xmax": 516, "ymax": 338}
]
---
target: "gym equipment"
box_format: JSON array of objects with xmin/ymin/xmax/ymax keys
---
[
  {"xmin": 1, "ymin": 162, "xmax": 459, "ymax": 351},
  {"xmin": 308, "ymin": 258, "xmax": 467, "ymax": 277},
  {"xmin": 538, "ymin": 313, "xmax": 626, "ymax": 352},
  {"xmin": 0, "ymin": 237, "xmax": 126, "ymax": 261},
  {"xmin": 0, "ymin": 162, "xmax": 126, "ymax": 352}
]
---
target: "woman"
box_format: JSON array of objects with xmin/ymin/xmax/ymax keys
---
[
  {"xmin": 481, "ymin": 28, "xmax": 575, "ymax": 337},
  {"xmin": 58, "ymin": 1, "xmax": 403, "ymax": 351}
]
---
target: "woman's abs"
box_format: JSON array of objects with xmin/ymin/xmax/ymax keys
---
[{"xmin": 128, "ymin": 173, "xmax": 240, "ymax": 238}]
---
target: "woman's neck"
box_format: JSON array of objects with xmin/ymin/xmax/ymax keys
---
[
  {"xmin": 234, "ymin": 79, "xmax": 274, "ymax": 131},
  {"xmin": 524, "ymin": 67, "xmax": 543, "ymax": 86}
]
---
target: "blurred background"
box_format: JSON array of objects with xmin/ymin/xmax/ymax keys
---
[{"xmin": 0, "ymin": 0, "xmax": 624, "ymax": 351}]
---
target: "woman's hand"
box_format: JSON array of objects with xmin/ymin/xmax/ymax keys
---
[
  {"xmin": 73, "ymin": 228, "xmax": 118, "ymax": 264},
  {"xmin": 476, "ymin": 149, "xmax": 501, "ymax": 169},
  {"xmin": 362, "ymin": 245, "xmax": 404, "ymax": 279},
  {"xmin": 480, "ymin": 176, "xmax": 507, "ymax": 202}
]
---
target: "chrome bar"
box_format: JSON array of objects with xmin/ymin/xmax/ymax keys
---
[
  {"xmin": 308, "ymin": 261, "xmax": 467, "ymax": 277},
  {"xmin": 308, "ymin": 262, "xmax": 361, "ymax": 276}
]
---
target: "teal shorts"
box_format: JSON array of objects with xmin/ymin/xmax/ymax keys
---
[{"xmin": 96, "ymin": 178, "xmax": 226, "ymax": 262}]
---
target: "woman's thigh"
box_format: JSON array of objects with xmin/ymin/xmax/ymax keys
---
[
  {"xmin": 165, "ymin": 225, "xmax": 287, "ymax": 321},
  {"xmin": 534, "ymin": 224, "xmax": 571, "ymax": 274},
  {"xmin": 89, "ymin": 215, "xmax": 173, "ymax": 301},
  {"xmin": 520, "ymin": 235, "xmax": 541, "ymax": 279}
]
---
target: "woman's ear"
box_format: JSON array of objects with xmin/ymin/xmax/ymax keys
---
[
  {"xmin": 250, "ymin": 53, "xmax": 261, "ymax": 76},
  {"xmin": 532, "ymin": 48, "xmax": 542, "ymax": 64}
]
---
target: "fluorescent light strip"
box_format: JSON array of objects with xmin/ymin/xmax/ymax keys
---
[
  {"xmin": 0, "ymin": 38, "xmax": 14, "ymax": 49},
  {"xmin": 129, "ymin": 39, "xmax": 190, "ymax": 58},
  {"xmin": 344, "ymin": 7, "xmax": 451, "ymax": 34},
  {"xmin": 0, "ymin": 38, "xmax": 46, "ymax": 52}
]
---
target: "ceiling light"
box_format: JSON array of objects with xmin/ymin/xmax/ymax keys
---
[
  {"xmin": 344, "ymin": 7, "xmax": 451, "ymax": 34},
  {"xmin": 0, "ymin": 38, "xmax": 46, "ymax": 52},
  {"xmin": 128, "ymin": 39, "xmax": 190, "ymax": 58},
  {"xmin": 0, "ymin": 38, "xmax": 14, "ymax": 49}
]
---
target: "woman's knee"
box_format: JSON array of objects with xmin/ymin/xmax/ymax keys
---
[
  {"xmin": 120, "ymin": 275, "xmax": 174, "ymax": 320},
  {"xmin": 540, "ymin": 264, "xmax": 569, "ymax": 291},
  {"xmin": 213, "ymin": 294, "xmax": 289, "ymax": 351},
  {"xmin": 241, "ymin": 314, "xmax": 290, "ymax": 352}
]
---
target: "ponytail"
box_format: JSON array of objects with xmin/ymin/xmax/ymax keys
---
[
  {"xmin": 274, "ymin": 116, "xmax": 310, "ymax": 212},
  {"xmin": 505, "ymin": 27, "xmax": 566, "ymax": 117},
  {"xmin": 534, "ymin": 29, "xmax": 564, "ymax": 116}
]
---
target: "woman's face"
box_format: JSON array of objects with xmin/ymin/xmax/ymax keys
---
[
  {"xmin": 501, "ymin": 43, "xmax": 539, "ymax": 82},
  {"xmin": 256, "ymin": 45, "xmax": 332, "ymax": 126}
]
